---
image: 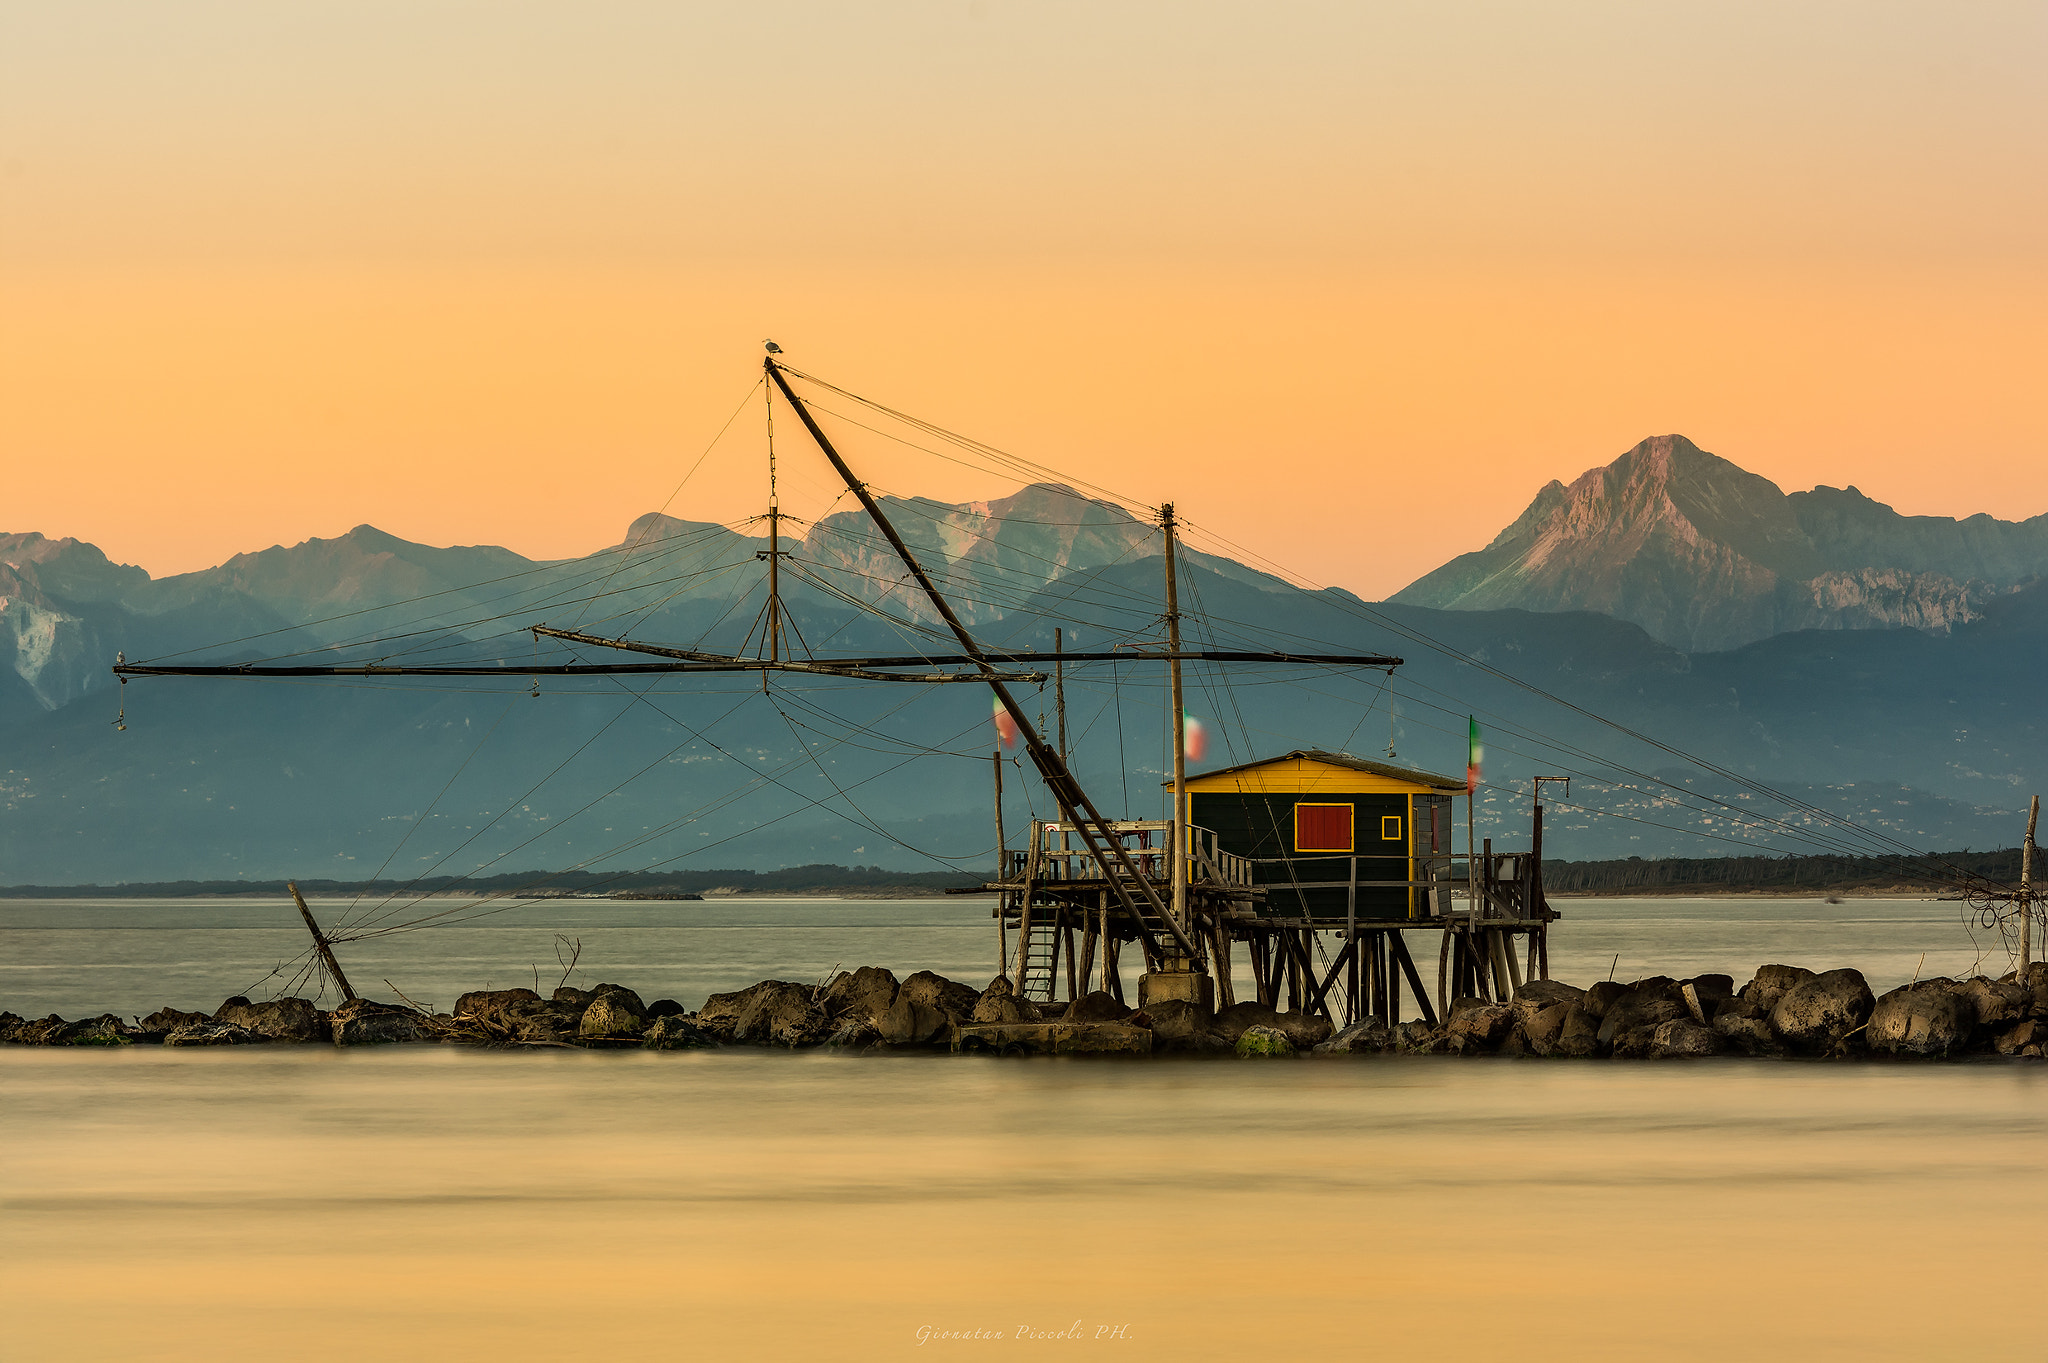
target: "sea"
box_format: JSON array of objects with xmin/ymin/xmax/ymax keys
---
[{"xmin": 2, "ymin": 894, "xmax": 2044, "ymax": 1360}]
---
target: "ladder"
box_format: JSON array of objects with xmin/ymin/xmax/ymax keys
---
[{"xmin": 1018, "ymin": 920, "xmax": 1061, "ymax": 1003}]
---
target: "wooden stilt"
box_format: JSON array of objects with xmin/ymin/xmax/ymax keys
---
[
  {"xmin": 290, "ymin": 881, "xmax": 357, "ymax": 1003},
  {"xmin": 1063, "ymin": 911, "xmax": 1079, "ymax": 1001},
  {"xmin": 1077, "ymin": 908, "xmax": 1099, "ymax": 998},
  {"xmin": 1392, "ymin": 931, "xmax": 1438, "ymax": 1028}
]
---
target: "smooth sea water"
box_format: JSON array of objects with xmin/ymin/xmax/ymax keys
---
[{"xmin": 2, "ymin": 895, "xmax": 2044, "ymax": 1361}]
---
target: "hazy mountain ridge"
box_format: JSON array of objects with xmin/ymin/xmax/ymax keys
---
[{"xmin": 1394, "ymin": 435, "xmax": 2046, "ymax": 651}]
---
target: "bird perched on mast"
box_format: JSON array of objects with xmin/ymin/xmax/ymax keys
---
[{"xmin": 764, "ymin": 339, "xmax": 783, "ymax": 354}]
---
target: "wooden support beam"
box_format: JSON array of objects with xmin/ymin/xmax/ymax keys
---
[
  {"xmin": 1390, "ymin": 931, "xmax": 1438, "ymax": 1028},
  {"xmin": 289, "ymin": 881, "xmax": 357, "ymax": 1003}
]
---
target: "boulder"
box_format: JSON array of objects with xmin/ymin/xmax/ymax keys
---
[
  {"xmin": 589, "ymin": 983, "xmax": 647, "ymax": 1018},
  {"xmin": 1648, "ymin": 1018, "xmax": 1722, "ymax": 1058},
  {"xmin": 453, "ymin": 988, "xmax": 543, "ymax": 1024},
  {"xmin": 642, "ymin": 1015, "xmax": 717, "ymax": 1050},
  {"xmin": 1993, "ymin": 1018, "xmax": 2043, "ymax": 1056},
  {"xmin": 1553, "ymin": 1005, "xmax": 1605, "ymax": 1058},
  {"xmin": 1597, "ymin": 990, "xmax": 1688, "ymax": 1047},
  {"xmin": 1866, "ymin": 981, "xmax": 1973, "ymax": 1057},
  {"xmin": 140, "ymin": 1007, "xmax": 210, "ymax": 1034},
  {"xmin": 52, "ymin": 1014, "xmax": 134, "ymax": 1046},
  {"xmin": 1959, "ymin": 977, "xmax": 2029, "ymax": 1031},
  {"xmin": 1711, "ymin": 1000, "xmax": 1782, "ymax": 1056},
  {"xmin": 2024, "ymin": 962, "xmax": 2048, "ymax": 1016},
  {"xmin": 1235, "ymin": 1025, "xmax": 1295, "ymax": 1057},
  {"xmin": 1447, "ymin": 1002, "xmax": 1515, "ymax": 1053},
  {"xmin": 722, "ymin": 981, "xmax": 829, "ymax": 1047},
  {"xmin": 696, "ymin": 981, "xmax": 804, "ymax": 1038},
  {"xmin": 824, "ymin": 1019, "xmax": 882, "ymax": 1051},
  {"xmin": 578, "ymin": 993, "xmax": 648, "ymax": 1039},
  {"xmin": 645, "ymin": 998, "xmax": 686, "ymax": 1019},
  {"xmin": 500, "ymin": 998, "xmax": 579, "ymax": 1043},
  {"xmin": 1050, "ymin": 1022, "xmax": 1154, "ymax": 1056},
  {"xmin": 1390, "ymin": 1020, "xmax": 1444, "ymax": 1053},
  {"xmin": 1681, "ymin": 975, "xmax": 1735, "ymax": 1024},
  {"xmin": 820, "ymin": 966, "xmax": 900, "ymax": 1025},
  {"xmin": 8, "ymin": 1015, "xmax": 68, "ymax": 1045},
  {"xmin": 970, "ymin": 977, "xmax": 1033, "ymax": 1024},
  {"xmin": 877, "ymin": 996, "xmax": 948, "ymax": 1046},
  {"xmin": 1510, "ymin": 979, "xmax": 1585, "ymax": 1029},
  {"xmin": 895, "ymin": 971, "xmax": 980, "ymax": 1026},
  {"xmin": 329, "ymin": 999, "xmax": 429, "ymax": 1046},
  {"xmin": 1522, "ymin": 1001, "xmax": 1575, "ymax": 1056},
  {"xmin": 1212, "ymin": 1002, "xmax": 1281, "ymax": 1043},
  {"xmin": 0, "ymin": 1011, "xmax": 25, "ymax": 1043},
  {"xmin": 214, "ymin": 996, "xmax": 326, "ymax": 1043},
  {"xmin": 1062, "ymin": 990, "xmax": 1135, "ymax": 1024},
  {"xmin": 553, "ymin": 986, "xmax": 595, "ymax": 1009},
  {"xmin": 1742, "ymin": 964, "xmax": 1817, "ymax": 1012},
  {"xmin": 165, "ymin": 1023, "xmax": 262, "ymax": 1047},
  {"xmin": 1580, "ymin": 981, "xmax": 1630, "ymax": 1019},
  {"xmin": 1313, "ymin": 1019, "xmax": 1391, "ymax": 1055},
  {"xmin": 1269, "ymin": 1011, "xmax": 1333, "ymax": 1050},
  {"xmin": 1448, "ymin": 994, "xmax": 1492, "ymax": 1020},
  {"xmin": 1770, "ymin": 968, "xmax": 1874, "ymax": 1054},
  {"xmin": 1130, "ymin": 999, "xmax": 1207, "ymax": 1044},
  {"xmin": 1611, "ymin": 1026, "xmax": 1663, "ymax": 1059}
]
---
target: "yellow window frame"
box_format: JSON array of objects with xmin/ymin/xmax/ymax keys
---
[
  {"xmin": 1382, "ymin": 815, "xmax": 1403, "ymax": 842},
  {"xmin": 1293, "ymin": 802, "xmax": 1354, "ymax": 852}
]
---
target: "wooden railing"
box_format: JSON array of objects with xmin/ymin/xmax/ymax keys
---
[{"xmin": 1003, "ymin": 820, "xmax": 1254, "ymax": 890}]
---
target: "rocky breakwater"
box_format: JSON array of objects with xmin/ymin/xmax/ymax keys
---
[{"xmin": 3, "ymin": 961, "xmax": 2044, "ymax": 1061}]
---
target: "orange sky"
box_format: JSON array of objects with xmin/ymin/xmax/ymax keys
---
[{"xmin": 4, "ymin": 2, "xmax": 2043, "ymax": 596}]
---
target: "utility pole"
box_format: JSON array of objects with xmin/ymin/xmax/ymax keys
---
[
  {"xmin": 290, "ymin": 881, "xmax": 357, "ymax": 1003},
  {"xmin": 1162, "ymin": 503, "xmax": 1189, "ymax": 958},
  {"xmin": 2022, "ymin": 795, "xmax": 2038, "ymax": 976}
]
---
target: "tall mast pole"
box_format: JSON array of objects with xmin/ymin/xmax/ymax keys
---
[
  {"xmin": 764, "ymin": 356, "xmax": 1199, "ymax": 961},
  {"xmin": 1162, "ymin": 504, "xmax": 1188, "ymax": 951},
  {"xmin": 765, "ymin": 379, "xmax": 782, "ymax": 664}
]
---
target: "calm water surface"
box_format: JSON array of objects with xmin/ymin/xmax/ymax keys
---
[{"xmin": 2, "ymin": 896, "xmax": 2043, "ymax": 1360}]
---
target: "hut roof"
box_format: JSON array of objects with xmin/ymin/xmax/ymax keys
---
[{"xmin": 1173, "ymin": 749, "xmax": 1465, "ymax": 794}]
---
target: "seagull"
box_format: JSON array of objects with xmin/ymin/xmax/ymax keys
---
[{"xmin": 764, "ymin": 339, "xmax": 783, "ymax": 354}]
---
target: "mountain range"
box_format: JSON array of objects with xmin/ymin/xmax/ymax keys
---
[
  {"xmin": 4, "ymin": 452, "xmax": 2044, "ymax": 883},
  {"xmin": 1395, "ymin": 434, "xmax": 2048, "ymax": 651}
]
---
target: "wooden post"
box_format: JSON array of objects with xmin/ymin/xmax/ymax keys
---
[
  {"xmin": 289, "ymin": 881, "xmax": 357, "ymax": 1003},
  {"xmin": 1055, "ymin": 626, "xmax": 1069, "ymax": 766},
  {"xmin": 1077, "ymin": 905, "xmax": 1099, "ymax": 998},
  {"xmin": 1161, "ymin": 503, "xmax": 1192, "ymax": 962},
  {"xmin": 2017, "ymin": 795, "xmax": 2037, "ymax": 973},
  {"xmin": 1212, "ymin": 920, "xmax": 1236, "ymax": 1008},
  {"xmin": 1063, "ymin": 911, "xmax": 1079, "ymax": 1001}
]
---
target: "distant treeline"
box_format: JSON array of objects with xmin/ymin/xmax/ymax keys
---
[
  {"xmin": 1543, "ymin": 848, "xmax": 2024, "ymax": 894},
  {"xmin": 0, "ymin": 864, "xmax": 987, "ymax": 899}
]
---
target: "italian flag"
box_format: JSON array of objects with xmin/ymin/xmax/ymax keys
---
[{"xmin": 1467, "ymin": 716, "xmax": 1482, "ymax": 795}]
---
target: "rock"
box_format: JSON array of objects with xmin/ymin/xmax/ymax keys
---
[
  {"xmin": 1510, "ymin": 979, "xmax": 1584, "ymax": 1027},
  {"xmin": 453, "ymin": 988, "xmax": 543, "ymax": 1023},
  {"xmin": 1235, "ymin": 1025, "xmax": 1295, "ymax": 1057},
  {"xmin": 895, "ymin": 971, "xmax": 980, "ymax": 1026},
  {"xmin": 1447, "ymin": 1002, "xmax": 1515, "ymax": 1053},
  {"xmin": 1448, "ymin": 994, "xmax": 1491, "ymax": 1020},
  {"xmin": 1580, "ymin": 981, "xmax": 1630, "ymax": 1018},
  {"xmin": 1211, "ymin": 1002, "xmax": 1281, "ymax": 1043},
  {"xmin": 1959, "ymin": 977, "xmax": 2029, "ymax": 1031},
  {"xmin": 1770, "ymin": 968, "xmax": 1873, "ymax": 1053},
  {"xmin": 1130, "ymin": 998, "xmax": 1207, "ymax": 1044},
  {"xmin": 1866, "ymin": 981, "xmax": 1973, "ymax": 1056},
  {"xmin": 165, "ymin": 1023, "xmax": 262, "ymax": 1047},
  {"xmin": 877, "ymin": 995, "xmax": 948, "ymax": 1046},
  {"xmin": 1681, "ymin": 975, "xmax": 1734, "ymax": 1024},
  {"xmin": 1711, "ymin": 1002, "xmax": 1781, "ymax": 1056},
  {"xmin": 1270, "ymin": 1011, "xmax": 1333, "ymax": 1050},
  {"xmin": 1390, "ymin": 1019, "xmax": 1444, "ymax": 1053},
  {"xmin": 578, "ymin": 993, "xmax": 648, "ymax": 1039},
  {"xmin": 722, "ymin": 981, "xmax": 829, "ymax": 1047},
  {"xmin": 0, "ymin": 1011, "xmax": 26, "ymax": 1043},
  {"xmin": 216, "ymin": 995, "xmax": 253, "ymax": 1011},
  {"xmin": 1050, "ymin": 1022, "xmax": 1153, "ymax": 1056},
  {"xmin": 1062, "ymin": 990, "xmax": 1134, "ymax": 1024},
  {"xmin": 696, "ymin": 981, "xmax": 801, "ymax": 1038},
  {"xmin": 1313, "ymin": 1019, "xmax": 1391, "ymax": 1054},
  {"xmin": 589, "ymin": 983, "xmax": 646, "ymax": 1017},
  {"xmin": 140, "ymin": 1007, "xmax": 210, "ymax": 1033},
  {"xmin": 1548, "ymin": 1005, "xmax": 1602, "ymax": 1057},
  {"xmin": 823, "ymin": 1019, "xmax": 881, "ymax": 1051},
  {"xmin": 214, "ymin": 996, "xmax": 326, "ymax": 1043},
  {"xmin": 1523, "ymin": 1001, "xmax": 1575, "ymax": 1056},
  {"xmin": 972, "ymin": 978, "xmax": 1034, "ymax": 1024},
  {"xmin": 553, "ymin": 986, "xmax": 595, "ymax": 1009},
  {"xmin": 1597, "ymin": 989, "xmax": 1688, "ymax": 1047},
  {"xmin": 642, "ymin": 1015, "xmax": 717, "ymax": 1050},
  {"xmin": 500, "ymin": 998, "xmax": 579, "ymax": 1043},
  {"xmin": 1742, "ymin": 964, "xmax": 1817, "ymax": 1012},
  {"xmin": 8, "ymin": 1015, "xmax": 68, "ymax": 1045},
  {"xmin": 820, "ymin": 966, "xmax": 900, "ymax": 1025},
  {"xmin": 2023, "ymin": 962, "xmax": 2048, "ymax": 1016},
  {"xmin": 329, "ymin": 999, "xmax": 428, "ymax": 1046},
  {"xmin": 645, "ymin": 998, "xmax": 686, "ymax": 1019},
  {"xmin": 52, "ymin": 1014, "xmax": 134, "ymax": 1046},
  {"xmin": 1649, "ymin": 1018, "xmax": 1722, "ymax": 1058},
  {"xmin": 1993, "ymin": 1018, "xmax": 2043, "ymax": 1056}
]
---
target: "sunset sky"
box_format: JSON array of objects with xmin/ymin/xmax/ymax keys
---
[{"xmin": 4, "ymin": 2, "xmax": 2042, "ymax": 596}]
